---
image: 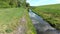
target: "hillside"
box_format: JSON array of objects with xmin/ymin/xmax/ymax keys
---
[{"xmin": 32, "ymin": 4, "xmax": 60, "ymax": 30}]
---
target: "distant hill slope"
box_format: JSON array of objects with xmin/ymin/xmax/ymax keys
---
[
  {"xmin": 32, "ymin": 4, "xmax": 60, "ymax": 8},
  {"xmin": 31, "ymin": 4, "xmax": 60, "ymax": 30}
]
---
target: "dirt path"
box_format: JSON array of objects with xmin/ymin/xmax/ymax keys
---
[
  {"xmin": 12, "ymin": 16, "xmax": 27, "ymax": 34},
  {"xmin": 16, "ymin": 17, "xmax": 26, "ymax": 34}
]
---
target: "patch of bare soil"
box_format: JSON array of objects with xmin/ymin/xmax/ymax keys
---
[{"xmin": 11, "ymin": 16, "xmax": 27, "ymax": 34}]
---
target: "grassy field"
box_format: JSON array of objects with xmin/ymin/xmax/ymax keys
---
[
  {"xmin": 31, "ymin": 4, "xmax": 60, "ymax": 30},
  {"xmin": 0, "ymin": 8, "xmax": 36, "ymax": 34}
]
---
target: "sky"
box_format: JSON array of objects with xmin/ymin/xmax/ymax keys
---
[{"xmin": 26, "ymin": 0, "xmax": 60, "ymax": 6}]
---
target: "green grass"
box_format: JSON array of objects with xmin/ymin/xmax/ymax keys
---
[
  {"xmin": 0, "ymin": 8, "xmax": 36, "ymax": 34},
  {"xmin": 32, "ymin": 4, "xmax": 60, "ymax": 30},
  {"xmin": 24, "ymin": 9, "xmax": 37, "ymax": 34}
]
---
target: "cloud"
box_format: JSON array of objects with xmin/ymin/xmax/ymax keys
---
[
  {"xmin": 26, "ymin": 0, "xmax": 32, "ymax": 3},
  {"xmin": 56, "ymin": 0, "xmax": 60, "ymax": 3},
  {"xmin": 27, "ymin": 0, "xmax": 60, "ymax": 6}
]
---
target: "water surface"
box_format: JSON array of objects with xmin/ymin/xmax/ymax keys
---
[{"xmin": 29, "ymin": 10, "xmax": 60, "ymax": 34}]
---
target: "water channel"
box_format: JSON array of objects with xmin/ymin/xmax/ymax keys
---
[{"xmin": 29, "ymin": 9, "xmax": 60, "ymax": 34}]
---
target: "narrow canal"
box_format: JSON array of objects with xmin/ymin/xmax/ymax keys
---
[{"xmin": 29, "ymin": 9, "xmax": 60, "ymax": 34}]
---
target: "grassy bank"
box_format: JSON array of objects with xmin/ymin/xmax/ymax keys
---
[
  {"xmin": 31, "ymin": 4, "xmax": 60, "ymax": 30},
  {"xmin": 0, "ymin": 8, "xmax": 36, "ymax": 34}
]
